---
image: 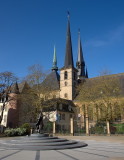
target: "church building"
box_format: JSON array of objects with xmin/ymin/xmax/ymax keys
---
[
  {"xmin": 41, "ymin": 14, "xmax": 88, "ymax": 134},
  {"xmin": 0, "ymin": 14, "xmax": 88, "ymax": 133},
  {"xmin": 42, "ymin": 13, "xmax": 88, "ymax": 101},
  {"xmin": 0, "ymin": 14, "xmax": 124, "ymax": 136}
]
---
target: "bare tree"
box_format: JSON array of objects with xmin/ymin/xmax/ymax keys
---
[
  {"xmin": 18, "ymin": 83, "xmax": 40, "ymax": 124},
  {"xmin": 0, "ymin": 71, "xmax": 17, "ymax": 124},
  {"xmin": 19, "ymin": 64, "xmax": 47, "ymax": 124}
]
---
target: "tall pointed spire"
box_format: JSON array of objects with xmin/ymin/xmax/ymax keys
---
[
  {"xmin": 64, "ymin": 12, "xmax": 74, "ymax": 68},
  {"xmin": 52, "ymin": 46, "xmax": 58, "ymax": 71},
  {"xmin": 11, "ymin": 82, "xmax": 20, "ymax": 94},
  {"xmin": 76, "ymin": 29, "xmax": 85, "ymax": 78},
  {"xmin": 85, "ymin": 67, "xmax": 88, "ymax": 78}
]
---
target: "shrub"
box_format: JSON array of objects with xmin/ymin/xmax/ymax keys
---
[
  {"xmin": 20, "ymin": 123, "xmax": 31, "ymax": 135},
  {"xmin": 43, "ymin": 122, "xmax": 52, "ymax": 132},
  {"xmin": 15, "ymin": 128, "xmax": 27, "ymax": 136},
  {"xmin": 110, "ymin": 126, "xmax": 116, "ymax": 134},
  {"xmin": 91, "ymin": 126, "xmax": 104, "ymax": 134},
  {"xmin": 90, "ymin": 122, "xmax": 106, "ymax": 134},
  {"xmin": 113, "ymin": 123, "xmax": 124, "ymax": 134},
  {"xmin": 4, "ymin": 128, "xmax": 27, "ymax": 137}
]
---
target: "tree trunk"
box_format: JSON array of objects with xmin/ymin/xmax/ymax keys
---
[
  {"xmin": 106, "ymin": 120, "xmax": 110, "ymax": 136},
  {"xmin": 0, "ymin": 103, "xmax": 5, "ymax": 124}
]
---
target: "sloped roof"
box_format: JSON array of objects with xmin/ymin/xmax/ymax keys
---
[
  {"xmin": 89, "ymin": 73, "xmax": 124, "ymax": 94},
  {"xmin": 76, "ymin": 72, "xmax": 124, "ymax": 100},
  {"xmin": 41, "ymin": 70, "xmax": 60, "ymax": 91},
  {"xmin": 42, "ymin": 98, "xmax": 75, "ymax": 113}
]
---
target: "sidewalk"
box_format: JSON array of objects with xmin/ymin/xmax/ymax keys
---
[
  {"xmin": 0, "ymin": 135, "xmax": 124, "ymax": 160},
  {"xmin": 58, "ymin": 135, "xmax": 124, "ymax": 144}
]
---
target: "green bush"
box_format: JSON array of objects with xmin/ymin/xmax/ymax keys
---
[
  {"xmin": 20, "ymin": 123, "xmax": 31, "ymax": 135},
  {"xmin": 110, "ymin": 126, "xmax": 116, "ymax": 134},
  {"xmin": 112, "ymin": 123, "xmax": 124, "ymax": 134},
  {"xmin": 90, "ymin": 126, "xmax": 104, "ymax": 134},
  {"xmin": 4, "ymin": 128, "xmax": 27, "ymax": 137},
  {"xmin": 90, "ymin": 122, "xmax": 106, "ymax": 134},
  {"xmin": 43, "ymin": 122, "xmax": 52, "ymax": 132},
  {"xmin": 4, "ymin": 123, "xmax": 31, "ymax": 137},
  {"xmin": 16, "ymin": 128, "xmax": 27, "ymax": 136}
]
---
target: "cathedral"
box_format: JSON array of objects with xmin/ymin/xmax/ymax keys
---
[
  {"xmin": 0, "ymin": 14, "xmax": 87, "ymax": 132},
  {"xmin": 42, "ymin": 14, "xmax": 88, "ymax": 101},
  {"xmin": 37, "ymin": 14, "xmax": 89, "ymax": 134},
  {"xmin": 1, "ymin": 14, "xmax": 123, "ymax": 135},
  {"xmin": 39, "ymin": 14, "xmax": 88, "ymax": 133}
]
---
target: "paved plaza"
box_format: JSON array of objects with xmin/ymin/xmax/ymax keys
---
[{"xmin": 0, "ymin": 136, "xmax": 124, "ymax": 160}]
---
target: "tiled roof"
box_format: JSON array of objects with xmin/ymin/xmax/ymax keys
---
[{"xmin": 41, "ymin": 70, "xmax": 60, "ymax": 91}]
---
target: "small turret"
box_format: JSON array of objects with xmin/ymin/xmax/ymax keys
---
[{"xmin": 11, "ymin": 82, "xmax": 20, "ymax": 94}]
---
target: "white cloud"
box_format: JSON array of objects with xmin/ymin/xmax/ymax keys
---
[{"xmin": 84, "ymin": 23, "xmax": 124, "ymax": 48}]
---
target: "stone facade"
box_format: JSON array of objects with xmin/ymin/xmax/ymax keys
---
[
  {"xmin": 0, "ymin": 93, "xmax": 19, "ymax": 128},
  {"xmin": 60, "ymin": 68, "xmax": 77, "ymax": 100}
]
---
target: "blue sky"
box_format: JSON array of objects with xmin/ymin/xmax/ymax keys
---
[{"xmin": 0, "ymin": 0, "xmax": 124, "ymax": 79}]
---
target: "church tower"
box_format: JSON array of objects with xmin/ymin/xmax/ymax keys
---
[
  {"xmin": 60, "ymin": 13, "xmax": 77, "ymax": 100},
  {"xmin": 76, "ymin": 30, "xmax": 86, "ymax": 80}
]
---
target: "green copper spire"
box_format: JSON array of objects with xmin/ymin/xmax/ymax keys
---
[{"xmin": 52, "ymin": 46, "xmax": 58, "ymax": 71}]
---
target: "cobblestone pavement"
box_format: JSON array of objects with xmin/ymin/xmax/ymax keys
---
[{"xmin": 0, "ymin": 136, "xmax": 124, "ymax": 160}]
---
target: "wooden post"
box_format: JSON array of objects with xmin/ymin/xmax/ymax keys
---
[
  {"xmin": 70, "ymin": 118, "xmax": 74, "ymax": 135},
  {"xmin": 85, "ymin": 105, "xmax": 89, "ymax": 136},
  {"xmin": 53, "ymin": 121, "xmax": 56, "ymax": 135},
  {"xmin": 106, "ymin": 120, "xmax": 110, "ymax": 136},
  {"xmin": 85, "ymin": 116, "xmax": 89, "ymax": 135}
]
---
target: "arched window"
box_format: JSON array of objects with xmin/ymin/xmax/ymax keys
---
[
  {"xmin": 64, "ymin": 93, "xmax": 68, "ymax": 98},
  {"xmin": 53, "ymin": 95, "xmax": 56, "ymax": 98},
  {"xmin": 62, "ymin": 114, "xmax": 65, "ymax": 120},
  {"xmin": 65, "ymin": 81, "xmax": 68, "ymax": 86},
  {"xmin": 44, "ymin": 95, "xmax": 48, "ymax": 100},
  {"xmin": 64, "ymin": 71, "xmax": 68, "ymax": 79}
]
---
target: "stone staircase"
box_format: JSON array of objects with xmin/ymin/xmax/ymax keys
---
[{"xmin": 0, "ymin": 133, "xmax": 88, "ymax": 150}]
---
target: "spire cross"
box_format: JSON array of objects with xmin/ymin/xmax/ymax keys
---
[
  {"xmin": 67, "ymin": 11, "xmax": 70, "ymax": 20},
  {"xmin": 78, "ymin": 29, "xmax": 81, "ymax": 42}
]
